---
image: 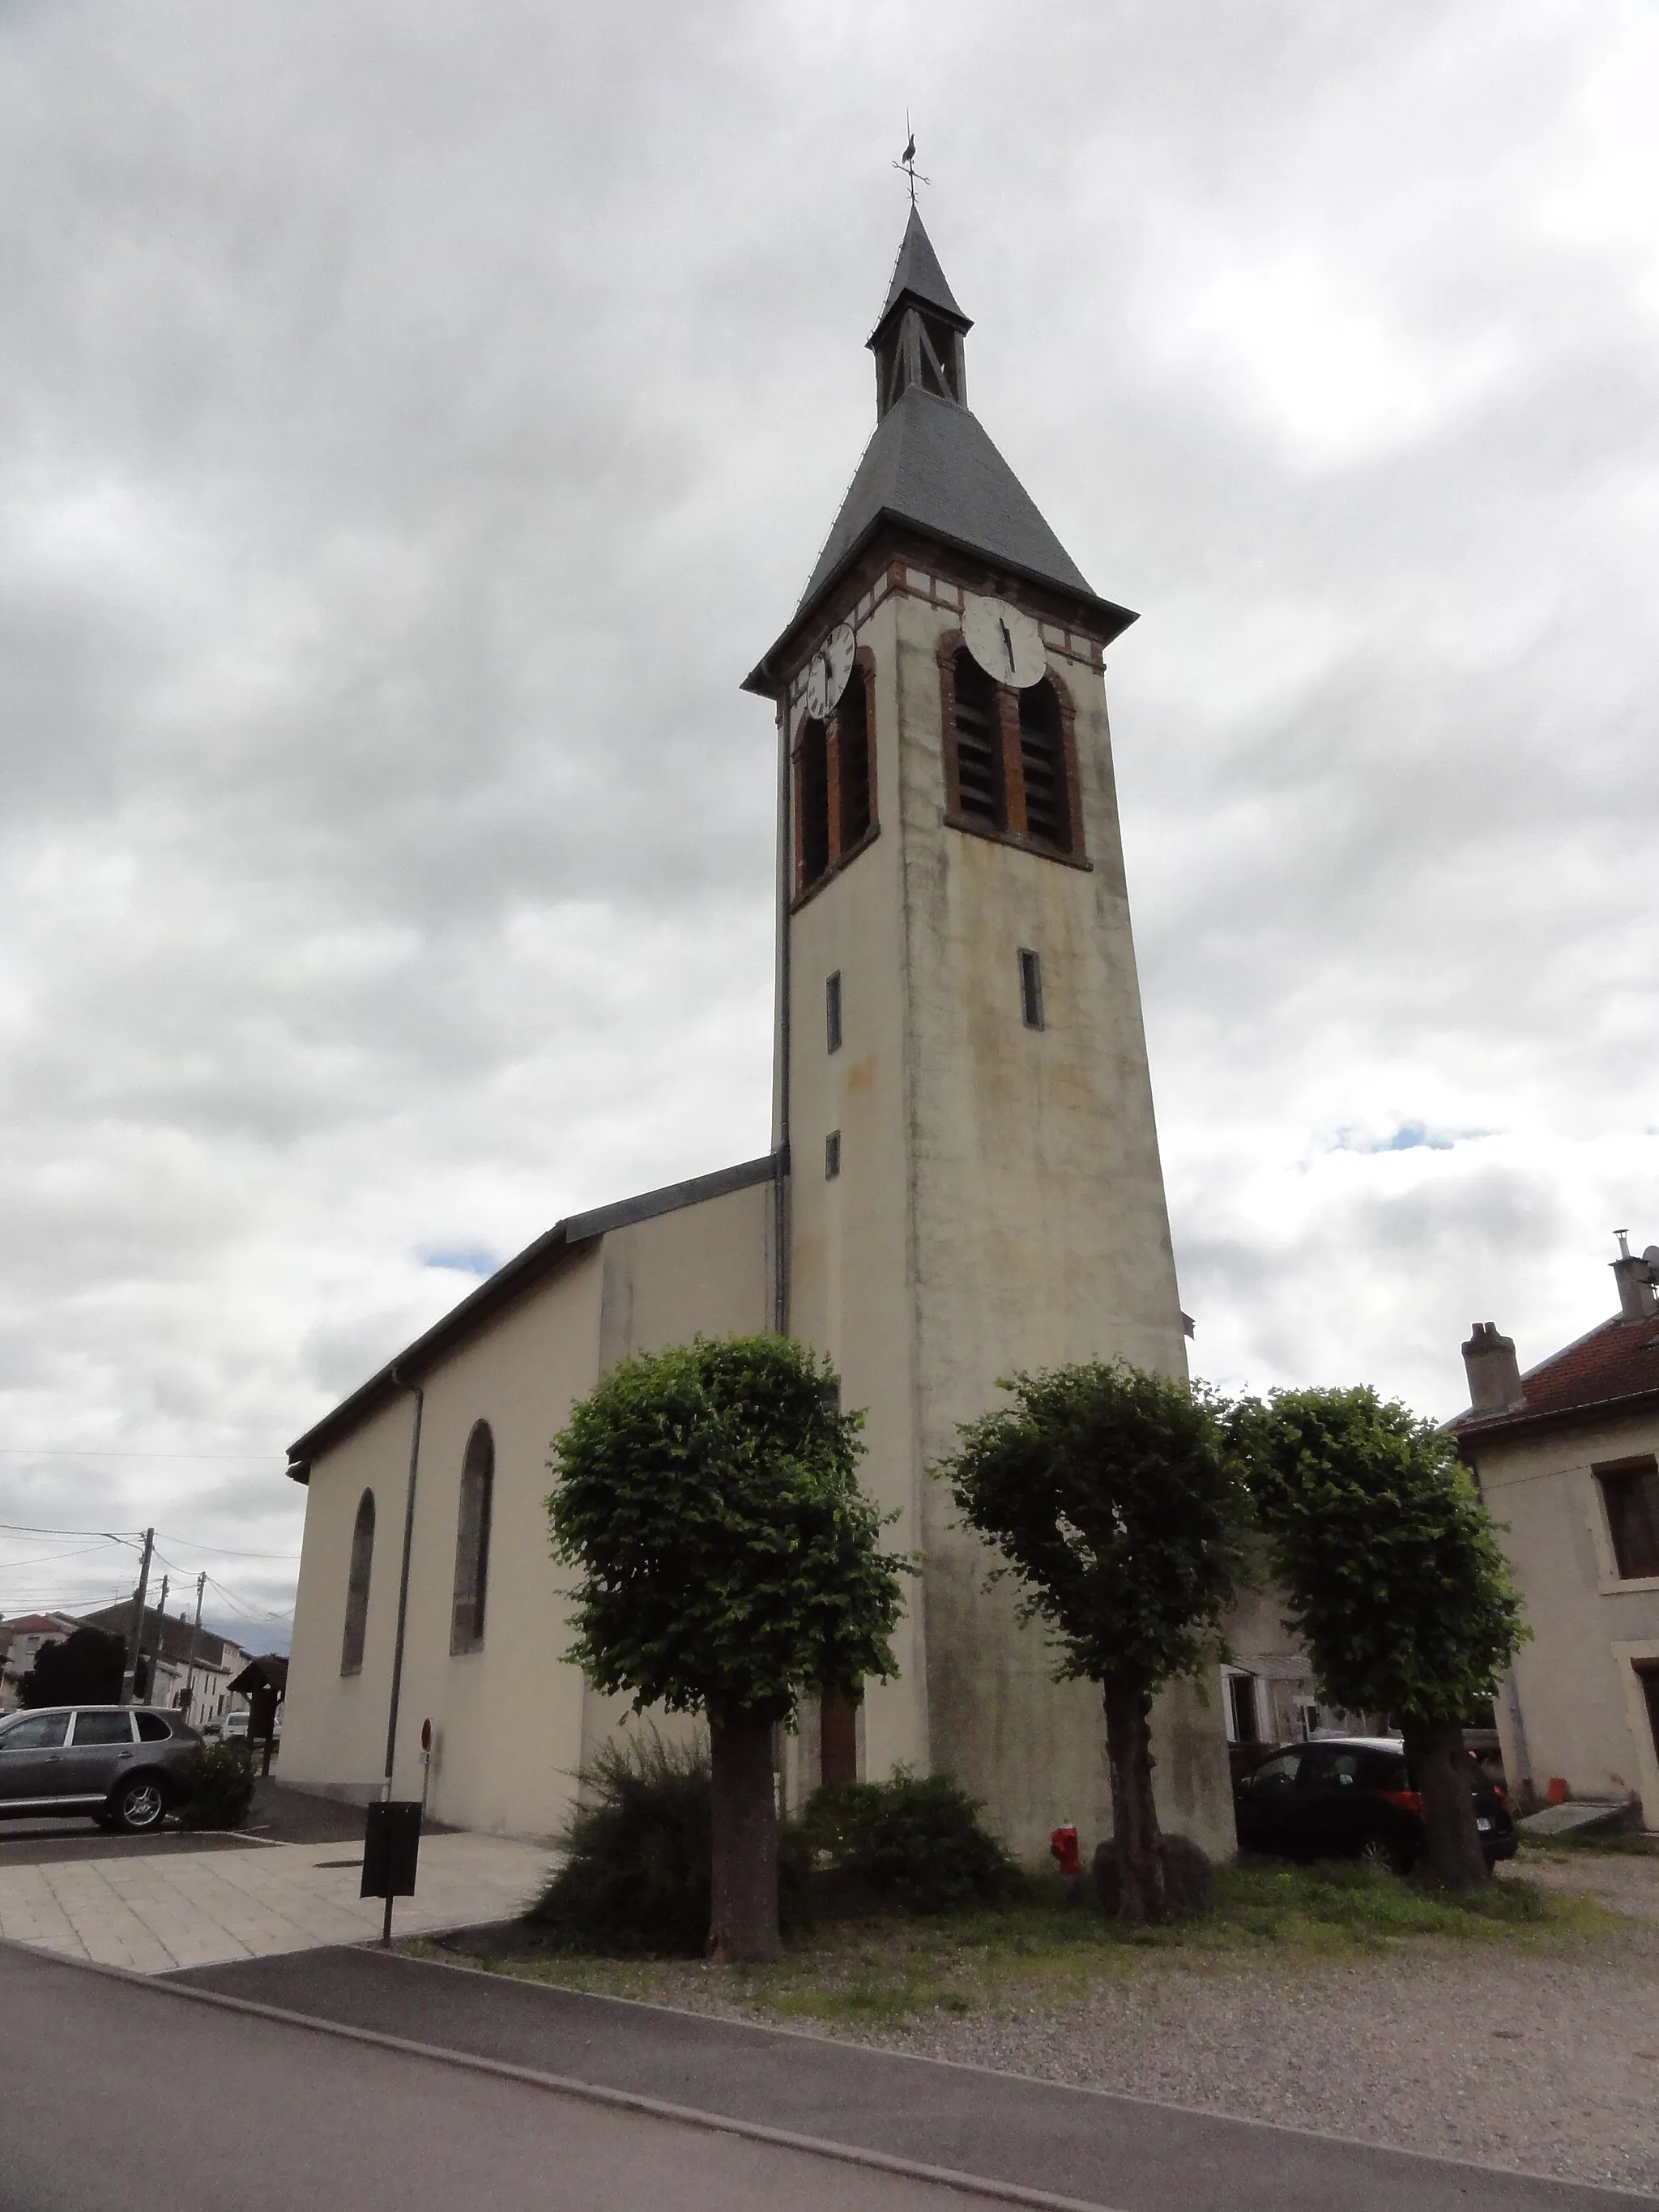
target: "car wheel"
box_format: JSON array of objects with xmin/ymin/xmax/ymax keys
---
[
  {"xmin": 111, "ymin": 1776, "xmax": 166, "ymax": 1834},
  {"xmin": 1355, "ymin": 1830, "xmax": 1410, "ymax": 1876}
]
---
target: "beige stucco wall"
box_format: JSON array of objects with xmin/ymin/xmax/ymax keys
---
[
  {"xmin": 281, "ymin": 1178, "xmax": 774, "ymax": 1840},
  {"xmin": 1469, "ymin": 1412, "xmax": 1659, "ymax": 1822},
  {"xmin": 784, "ymin": 566, "xmax": 1234, "ymax": 1864}
]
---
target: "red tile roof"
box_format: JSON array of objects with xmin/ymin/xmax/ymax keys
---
[{"xmin": 1455, "ymin": 1312, "xmax": 1659, "ymax": 1438}]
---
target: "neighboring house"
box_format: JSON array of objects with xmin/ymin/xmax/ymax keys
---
[
  {"xmin": 78, "ymin": 1602, "xmax": 252, "ymax": 1729},
  {"xmin": 1219, "ymin": 1588, "xmax": 1379, "ymax": 1778},
  {"xmin": 276, "ymin": 206, "xmax": 1238, "ymax": 1866},
  {"xmin": 0, "ymin": 1614, "xmax": 83, "ymax": 1710},
  {"xmin": 1452, "ymin": 1236, "xmax": 1659, "ymax": 1826}
]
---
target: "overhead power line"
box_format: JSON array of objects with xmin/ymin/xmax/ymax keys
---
[{"xmin": 0, "ymin": 1447, "xmax": 284, "ymax": 1462}]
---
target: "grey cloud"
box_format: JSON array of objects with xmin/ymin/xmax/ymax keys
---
[{"xmin": 2, "ymin": 0, "xmax": 1656, "ymax": 1628}]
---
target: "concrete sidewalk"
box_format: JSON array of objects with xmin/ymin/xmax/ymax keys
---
[
  {"xmin": 171, "ymin": 1946, "xmax": 1658, "ymax": 2212},
  {"xmin": 0, "ymin": 1832, "xmax": 552, "ymax": 1971}
]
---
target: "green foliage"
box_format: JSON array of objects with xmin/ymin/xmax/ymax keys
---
[
  {"xmin": 936, "ymin": 1362, "xmax": 1247, "ymax": 1695},
  {"xmin": 1230, "ymin": 1385, "xmax": 1529, "ymax": 1724},
  {"xmin": 18, "ymin": 1626, "xmax": 125, "ymax": 1708},
  {"xmin": 528, "ymin": 1733, "xmax": 809, "ymax": 1956},
  {"xmin": 547, "ymin": 1334, "xmax": 910, "ymax": 1725},
  {"xmin": 180, "ymin": 1739, "xmax": 257, "ymax": 1830},
  {"xmin": 800, "ymin": 1770, "xmax": 1026, "ymax": 1916}
]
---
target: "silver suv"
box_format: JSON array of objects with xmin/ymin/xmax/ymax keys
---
[{"xmin": 0, "ymin": 1706, "xmax": 204, "ymax": 1832}]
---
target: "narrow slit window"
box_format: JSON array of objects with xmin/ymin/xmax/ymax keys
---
[
  {"xmin": 838, "ymin": 675, "xmax": 872, "ymax": 852},
  {"xmin": 950, "ymin": 650, "xmax": 1004, "ymax": 828},
  {"xmin": 1019, "ymin": 948, "xmax": 1044, "ymax": 1030},
  {"xmin": 450, "ymin": 1421, "xmax": 495, "ymax": 1653},
  {"xmin": 340, "ymin": 1490, "xmax": 376, "ymax": 1676},
  {"xmin": 798, "ymin": 718, "xmax": 830, "ymax": 889},
  {"xmin": 825, "ymin": 1129, "xmax": 842, "ymax": 1180},
  {"xmin": 825, "ymin": 971, "xmax": 842, "ymax": 1054},
  {"xmin": 1017, "ymin": 680, "xmax": 1070, "ymax": 852}
]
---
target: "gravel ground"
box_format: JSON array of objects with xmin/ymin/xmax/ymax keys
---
[
  {"xmin": 821, "ymin": 1853, "xmax": 1659, "ymax": 2198},
  {"xmin": 514, "ymin": 1852, "xmax": 1659, "ymax": 2197}
]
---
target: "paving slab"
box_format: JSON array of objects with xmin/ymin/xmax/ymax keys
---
[
  {"xmin": 169, "ymin": 1945, "xmax": 1658, "ymax": 2212},
  {"xmin": 0, "ymin": 1832, "xmax": 552, "ymax": 1971}
]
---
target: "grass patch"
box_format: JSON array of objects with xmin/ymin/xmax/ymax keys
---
[{"xmin": 412, "ymin": 1857, "xmax": 1612, "ymax": 2031}]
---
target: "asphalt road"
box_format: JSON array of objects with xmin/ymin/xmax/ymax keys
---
[
  {"xmin": 0, "ymin": 1779, "xmax": 369, "ymax": 1867},
  {"xmin": 174, "ymin": 1945, "xmax": 1658, "ymax": 2212},
  {"xmin": 0, "ymin": 1941, "xmax": 974, "ymax": 2212}
]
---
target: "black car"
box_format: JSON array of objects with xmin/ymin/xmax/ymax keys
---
[{"xmin": 1234, "ymin": 1734, "xmax": 1516, "ymax": 1873}]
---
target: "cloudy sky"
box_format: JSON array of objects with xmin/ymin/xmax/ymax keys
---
[{"xmin": 2, "ymin": 0, "xmax": 1656, "ymax": 1643}]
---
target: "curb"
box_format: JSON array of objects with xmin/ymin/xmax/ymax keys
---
[{"xmin": 11, "ymin": 1937, "xmax": 1116, "ymax": 2212}]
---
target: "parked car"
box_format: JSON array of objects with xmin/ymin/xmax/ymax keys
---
[
  {"xmin": 1234, "ymin": 1735, "xmax": 1516, "ymax": 1873},
  {"xmin": 0, "ymin": 1705, "xmax": 205, "ymax": 1833}
]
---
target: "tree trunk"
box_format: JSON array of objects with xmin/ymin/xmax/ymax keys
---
[
  {"xmin": 1102, "ymin": 1673, "xmax": 1166, "ymax": 1924},
  {"xmin": 707, "ymin": 1707, "xmax": 782, "ymax": 1963},
  {"xmin": 1401, "ymin": 1715, "xmax": 1487, "ymax": 1890}
]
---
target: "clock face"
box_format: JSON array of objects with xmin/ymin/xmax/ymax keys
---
[
  {"xmin": 962, "ymin": 595, "xmax": 1047, "ymax": 689},
  {"xmin": 804, "ymin": 623, "xmax": 856, "ymax": 720}
]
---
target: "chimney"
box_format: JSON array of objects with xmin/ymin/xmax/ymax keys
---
[
  {"xmin": 1611, "ymin": 1231, "xmax": 1658, "ymax": 1322},
  {"xmin": 1462, "ymin": 1322, "xmax": 1523, "ymax": 1414}
]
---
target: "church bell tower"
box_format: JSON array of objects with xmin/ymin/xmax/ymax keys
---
[{"xmin": 744, "ymin": 208, "xmax": 1231, "ymax": 1860}]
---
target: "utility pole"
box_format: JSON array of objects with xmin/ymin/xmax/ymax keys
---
[
  {"xmin": 182, "ymin": 1572, "xmax": 206, "ymax": 1724},
  {"xmin": 145, "ymin": 1576, "xmax": 169, "ymax": 1708},
  {"xmin": 119, "ymin": 1529, "xmax": 155, "ymax": 1706}
]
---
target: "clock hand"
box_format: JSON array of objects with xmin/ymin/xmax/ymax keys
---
[{"xmin": 999, "ymin": 618, "xmax": 1016, "ymax": 676}]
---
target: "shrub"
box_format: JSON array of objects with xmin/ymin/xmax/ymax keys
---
[
  {"xmin": 180, "ymin": 1740, "xmax": 257, "ymax": 1830},
  {"xmin": 529, "ymin": 1732, "xmax": 812, "ymax": 1958},
  {"xmin": 799, "ymin": 1770, "xmax": 1025, "ymax": 1916}
]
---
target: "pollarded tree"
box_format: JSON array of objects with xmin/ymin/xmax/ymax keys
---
[
  {"xmin": 547, "ymin": 1333, "xmax": 908, "ymax": 1963},
  {"xmin": 939, "ymin": 1362, "xmax": 1247, "ymax": 1924},
  {"xmin": 1230, "ymin": 1386, "xmax": 1528, "ymax": 1890}
]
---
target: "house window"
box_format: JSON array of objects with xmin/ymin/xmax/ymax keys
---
[
  {"xmin": 797, "ymin": 718, "xmax": 830, "ymax": 890},
  {"xmin": 1017, "ymin": 680, "xmax": 1071, "ymax": 853},
  {"xmin": 1226, "ymin": 1673, "xmax": 1261, "ymax": 1745},
  {"xmin": 949, "ymin": 649, "xmax": 1003, "ymax": 828},
  {"xmin": 825, "ymin": 1129, "xmax": 842, "ymax": 1180},
  {"xmin": 1598, "ymin": 1460, "xmax": 1659, "ymax": 1579},
  {"xmin": 451, "ymin": 1421, "xmax": 495, "ymax": 1654},
  {"xmin": 838, "ymin": 671, "xmax": 872, "ymax": 851},
  {"xmin": 1638, "ymin": 1662, "xmax": 1659, "ymax": 1767},
  {"xmin": 1018, "ymin": 948, "xmax": 1044, "ymax": 1030},
  {"xmin": 826, "ymin": 971, "xmax": 842, "ymax": 1054},
  {"xmin": 340, "ymin": 1490, "xmax": 375, "ymax": 1676}
]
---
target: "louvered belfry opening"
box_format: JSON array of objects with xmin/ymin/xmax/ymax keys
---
[
  {"xmin": 1018, "ymin": 680, "xmax": 1070, "ymax": 851},
  {"xmin": 951, "ymin": 650, "xmax": 1003, "ymax": 828},
  {"xmin": 799, "ymin": 718, "xmax": 830, "ymax": 888},
  {"xmin": 838, "ymin": 673, "xmax": 872, "ymax": 850}
]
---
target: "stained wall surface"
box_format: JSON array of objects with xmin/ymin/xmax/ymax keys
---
[{"xmin": 784, "ymin": 561, "xmax": 1235, "ymax": 1862}]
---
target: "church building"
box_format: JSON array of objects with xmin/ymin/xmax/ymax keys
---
[{"xmin": 278, "ymin": 208, "xmax": 1236, "ymax": 1864}]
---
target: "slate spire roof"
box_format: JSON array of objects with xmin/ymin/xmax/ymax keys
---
[
  {"xmin": 872, "ymin": 204, "xmax": 970, "ymax": 334},
  {"xmin": 793, "ymin": 386, "xmax": 1102, "ymax": 616},
  {"xmin": 744, "ymin": 210, "xmax": 1133, "ymax": 691}
]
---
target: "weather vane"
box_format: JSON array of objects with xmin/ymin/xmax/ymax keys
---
[{"xmin": 893, "ymin": 118, "xmax": 929, "ymax": 203}]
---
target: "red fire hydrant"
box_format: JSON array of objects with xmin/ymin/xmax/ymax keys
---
[{"xmin": 1050, "ymin": 1823, "xmax": 1081, "ymax": 1902}]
